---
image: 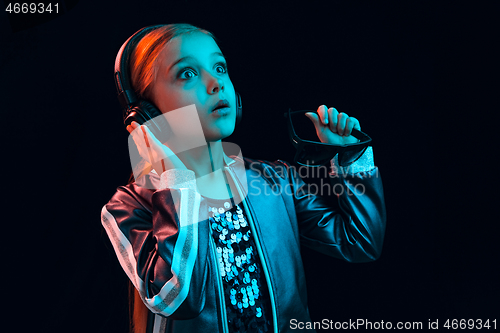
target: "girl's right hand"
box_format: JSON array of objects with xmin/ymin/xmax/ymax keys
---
[{"xmin": 126, "ymin": 121, "xmax": 187, "ymax": 175}]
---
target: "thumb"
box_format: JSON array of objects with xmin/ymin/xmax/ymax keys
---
[{"xmin": 304, "ymin": 112, "xmax": 322, "ymax": 129}]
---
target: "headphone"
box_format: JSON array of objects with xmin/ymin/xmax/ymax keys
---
[{"xmin": 114, "ymin": 24, "xmax": 242, "ymax": 142}]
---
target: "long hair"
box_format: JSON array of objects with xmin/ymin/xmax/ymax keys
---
[{"xmin": 125, "ymin": 23, "xmax": 217, "ymax": 333}]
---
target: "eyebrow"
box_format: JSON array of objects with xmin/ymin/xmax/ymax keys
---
[{"xmin": 168, "ymin": 52, "xmax": 226, "ymax": 73}]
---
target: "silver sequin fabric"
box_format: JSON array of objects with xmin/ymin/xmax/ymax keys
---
[
  {"xmin": 206, "ymin": 197, "xmax": 272, "ymax": 333},
  {"xmin": 159, "ymin": 169, "xmax": 197, "ymax": 190},
  {"xmin": 330, "ymin": 146, "xmax": 375, "ymax": 176}
]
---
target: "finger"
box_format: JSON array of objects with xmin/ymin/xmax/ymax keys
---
[
  {"xmin": 337, "ymin": 112, "xmax": 348, "ymax": 136},
  {"xmin": 127, "ymin": 121, "xmax": 140, "ymax": 134},
  {"xmin": 345, "ymin": 117, "xmax": 360, "ymax": 136},
  {"xmin": 316, "ymin": 105, "xmax": 328, "ymax": 126},
  {"xmin": 305, "ymin": 112, "xmax": 321, "ymax": 129},
  {"xmin": 128, "ymin": 125, "xmax": 149, "ymax": 161},
  {"xmin": 328, "ymin": 107, "xmax": 339, "ymax": 133},
  {"xmin": 130, "ymin": 124, "xmax": 152, "ymax": 152},
  {"xmin": 140, "ymin": 124, "xmax": 164, "ymax": 150},
  {"xmin": 140, "ymin": 125, "xmax": 173, "ymax": 160},
  {"xmin": 354, "ymin": 118, "xmax": 361, "ymax": 131},
  {"xmin": 128, "ymin": 123, "xmax": 143, "ymax": 144},
  {"xmin": 138, "ymin": 126, "xmax": 157, "ymax": 166},
  {"xmin": 141, "ymin": 127, "xmax": 151, "ymax": 148}
]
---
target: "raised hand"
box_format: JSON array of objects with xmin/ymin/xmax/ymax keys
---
[
  {"xmin": 305, "ymin": 105, "xmax": 361, "ymax": 145},
  {"xmin": 126, "ymin": 121, "xmax": 187, "ymax": 175}
]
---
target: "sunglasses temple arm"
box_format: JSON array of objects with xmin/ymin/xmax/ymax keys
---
[{"xmin": 351, "ymin": 128, "xmax": 361, "ymax": 136}]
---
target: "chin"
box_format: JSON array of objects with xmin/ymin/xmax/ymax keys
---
[
  {"xmin": 221, "ymin": 127, "xmax": 236, "ymax": 140},
  {"xmin": 205, "ymin": 123, "xmax": 236, "ymax": 141}
]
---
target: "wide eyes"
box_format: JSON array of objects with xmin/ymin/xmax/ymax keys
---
[
  {"xmin": 178, "ymin": 62, "xmax": 228, "ymax": 80},
  {"xmin": 215, "ymin": 62, "xmax": 227, "ymax": 74},
  {"xmin": 179, "ymin": 68, "xmax": 196, "ymax": 79}
]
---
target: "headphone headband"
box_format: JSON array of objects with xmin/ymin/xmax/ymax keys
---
[{"xmin": 114, "ymin": 24, "xmax": 166, "ymax": 115}]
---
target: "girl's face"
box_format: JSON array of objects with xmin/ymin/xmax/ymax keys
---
[{"xmin": 151, "ymin": 32, "xmax": 236, "ymax": 141}]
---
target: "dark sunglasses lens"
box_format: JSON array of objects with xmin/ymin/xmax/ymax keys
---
[
  {"xmin": 338, "ymin": 146, "xmax": 368, "ymax": 166},
  {"xmin": 296, "ymin": 144, "xmax": 337, "ymax": 166},
  {"xmin": 290, "ymin": 112, "xmax": 318, "ymax": 141}
]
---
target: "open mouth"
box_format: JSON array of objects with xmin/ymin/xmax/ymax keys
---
[{"xmin": 212, "ymin": 99, "xmax": 230, "ymax": 112}]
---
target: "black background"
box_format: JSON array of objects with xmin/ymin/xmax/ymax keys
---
[{"xmin": 2, "ymin": 1, "xmax": 497, "ymax": 332}]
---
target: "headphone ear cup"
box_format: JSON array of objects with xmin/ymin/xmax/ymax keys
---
[
  {"xmin": 140, "ymin": 100, "xmax": 172, "ymax": 143},
  {"xmin": 124, "ymin": 100, "xmax": 171, "ymax": 143},
  {"xmin": 124, "ymin": 106, "xmax": 147, "ymax": 127},
  {"xmin": 138, "ymin": 99, "xmax": 162, "ymax": 119},
  {"xmin": 235, "ymin": 92, "xmax": 242, "ymax": 125}
]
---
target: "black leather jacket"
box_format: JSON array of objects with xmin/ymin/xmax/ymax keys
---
[{"xmin": 101, "ymin": 148, "xmax": 386, "ymax": 333}]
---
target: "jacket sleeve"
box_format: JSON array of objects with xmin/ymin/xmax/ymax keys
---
[
  {"xmin": 101, "ymin": 169, "xmax": 210, "ymax": 319},
  {"xmin": 290, "ymin": 146, "xmax": 386, "ymax": 262}
]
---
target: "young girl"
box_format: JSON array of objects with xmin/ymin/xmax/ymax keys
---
[{"xmin": 101, "ymin": 23, "xmax": 386, "ymax": 333}]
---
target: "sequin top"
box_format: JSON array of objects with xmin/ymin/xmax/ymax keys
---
[{"xmin": 205, "ymin": 196, "xmax": 273, "ymax": 333}]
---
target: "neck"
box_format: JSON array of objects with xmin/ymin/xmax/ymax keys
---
[{"xmin": 175, "ymin": 140, "xmax": 229, "ymax": 178}]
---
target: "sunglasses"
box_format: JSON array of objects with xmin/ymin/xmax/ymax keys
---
[{"xmin": 285, "ymin": 109, "xmax": 372, "ymax": 167}]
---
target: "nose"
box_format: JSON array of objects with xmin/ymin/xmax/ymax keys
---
[
  {"xmin": 205, "ymin": 71, "xmax": 224, "ymax": 94},
  {"xmin": 212, "ymin": 80, "xmax": 224, "ymax": 94}
]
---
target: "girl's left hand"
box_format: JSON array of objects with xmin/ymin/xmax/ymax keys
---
[{"xmin": 305, "ymin": 105, "xmax": 361, "ymax": 145}]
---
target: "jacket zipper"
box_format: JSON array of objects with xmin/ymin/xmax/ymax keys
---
[
  {"xmin": 209, "ymin": 226, "xmax": 229, "ymax": 333},
  {"xmin": 224, "ymin": 166, "xmax": 279, "ymax": 333}
]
